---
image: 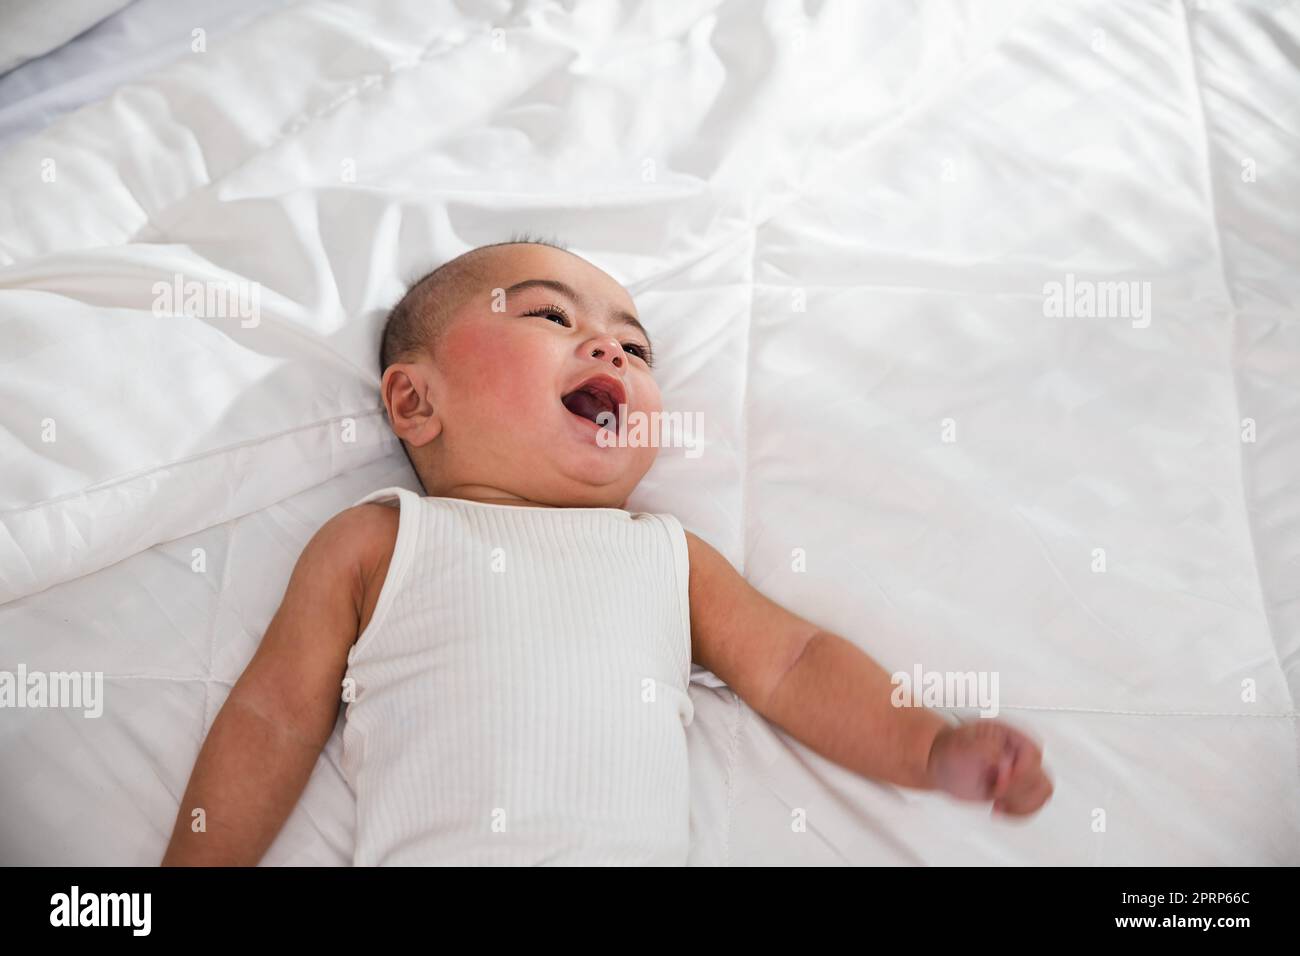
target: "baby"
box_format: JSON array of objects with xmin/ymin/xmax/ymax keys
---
[{"xmin": 162, "ymin": 238, "xmax": 1052, "ymax": 866}]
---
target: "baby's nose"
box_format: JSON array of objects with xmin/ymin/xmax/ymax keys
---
[{"xmin": 587, "ymin": 336, "xmax": 624, "ymax": 368}]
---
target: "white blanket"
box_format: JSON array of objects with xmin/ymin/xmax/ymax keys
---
[
  {"xmin": 0, "ymin": 0, "xmax": 131, "ymax": 74},
  {"xmin": 1, "ymin": 0, "xmax": 1297, "ymax": 865},
  {"xmin": 0, "ymin": 0, "xmax": 293, "ymax": 149}
]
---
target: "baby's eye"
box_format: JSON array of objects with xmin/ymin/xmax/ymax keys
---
[
  {"xmin": 623, "ymin": 343, "xmax": 655, "ymax": 367},
  {"xmin": 524, "ymin": 306, "xmax": 571, "ymax": 327}
]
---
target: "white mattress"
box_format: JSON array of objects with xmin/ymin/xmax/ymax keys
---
[{"xmin": 1, "ymin": 0, "xmax": 1297, "ymax": 865}]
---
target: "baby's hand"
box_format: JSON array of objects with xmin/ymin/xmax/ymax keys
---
[{"xmin": 926, "ymin": 720, "xmax": 1053, "ymax": 816}]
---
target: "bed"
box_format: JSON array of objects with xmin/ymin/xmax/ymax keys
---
[{"xmin": 1, "ymin": 0, "xmax": 1297, "ymax": 865}]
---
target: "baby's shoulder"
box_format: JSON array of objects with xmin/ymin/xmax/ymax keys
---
[
  {"xmin": 308, "ymin": 502, "xmax": 401, "ymax": 635},
  {"xmin": 325, "ymin": 501, "xmax": 400, "ymax": 570},
  {"xmin": 300, "ymin": 502, "xmax": 400, "ymax": 592},
  {"xmin": 309, "ymin": 500, "xmax": 399, "ymax": 551}
]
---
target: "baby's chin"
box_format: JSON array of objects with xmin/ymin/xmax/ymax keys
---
[
  {"xmin": 549, "ymin": 452, "xmax": 643, "ymax": 505},
  {"xmin": 539, "ymin": 441, "xmax": 651, "ymax": 507}
]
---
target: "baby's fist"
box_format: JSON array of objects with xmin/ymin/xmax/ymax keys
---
[{"xmin": 926, "ymin": 720, "xmax": 1053, "ymax": 816}]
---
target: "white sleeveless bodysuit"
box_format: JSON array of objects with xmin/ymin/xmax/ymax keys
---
[{"xmin": 340, "ymin": 486, "xmax": 695, "ymax": 866}]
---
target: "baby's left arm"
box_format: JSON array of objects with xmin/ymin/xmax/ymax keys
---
[{"xmin": 684, "ymin": 531, "xmax": 1053, "ymax": 816}]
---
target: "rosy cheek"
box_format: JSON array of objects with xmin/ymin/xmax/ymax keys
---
[
  {"xmin": 443, "ymin": 321, "xmax": 552, "ymax": 415},
  {"xmin": 637, "ymin": 376, "xmax": 663, "ymax": 415}
]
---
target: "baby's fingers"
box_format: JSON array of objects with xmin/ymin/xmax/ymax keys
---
[
  {"xmin": 989, "ymin": 725, "xmax": 1041, "ymax": 801},
  {"xmin": 994, "ymin": 770, "xmax": 1054, "ymax": 816}
]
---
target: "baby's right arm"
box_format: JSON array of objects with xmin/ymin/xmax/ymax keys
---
[{"xmin": 161, "ymin": 502, "xmax": 398, "ymax": 865}]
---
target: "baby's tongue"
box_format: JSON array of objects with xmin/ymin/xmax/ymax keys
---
[{"xmin": 563, "ymin": 390, "xmax": 605, "ymax": 422}]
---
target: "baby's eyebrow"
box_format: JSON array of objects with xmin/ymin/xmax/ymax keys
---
[{"xmin": 503, "ymin": 277, "xmax": 652, "ymax": 347}]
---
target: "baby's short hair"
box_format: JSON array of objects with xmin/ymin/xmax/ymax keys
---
[{"xmin": 378, "ymin": 232, "xmax": 569, "ymax": 377}]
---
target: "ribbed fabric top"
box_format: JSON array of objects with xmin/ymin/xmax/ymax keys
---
[{"xmin": 340, "ymin": 486, "xmax": 695, "ymax": 866}]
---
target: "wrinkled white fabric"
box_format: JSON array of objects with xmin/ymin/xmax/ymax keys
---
[
  {"xmin": 0, "ymin": 0, "xmax": 1296, "ymax": 865},
  {"xmin": 0, "ymin": 0, "xmax": 130, "ymax": 74}
]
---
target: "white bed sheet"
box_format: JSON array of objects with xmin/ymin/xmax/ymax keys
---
[
  {"xmin": 0, "ymin": 0, "xmax": 131, "ymax": 75},
  {"xmin": 1, "ymin": 0, "xmax": 1297, "ymax": 865},
  {"xmin": 0, "ymin": 0, "xmax": 293, "ymax": 150}
]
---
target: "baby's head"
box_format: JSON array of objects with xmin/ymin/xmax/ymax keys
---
[{"xmin": 378, "ymin": 238, "xmax": 662, "ymax": 509}]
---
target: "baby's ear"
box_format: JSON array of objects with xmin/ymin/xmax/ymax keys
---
[{"xmin": 381, "ymin": 362, "xmax": 442, "ymax": 447}]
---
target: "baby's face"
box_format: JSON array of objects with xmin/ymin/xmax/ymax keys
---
[{"xmin": 414, "ymin": 244, "xmax": 662, "ymax": 508}]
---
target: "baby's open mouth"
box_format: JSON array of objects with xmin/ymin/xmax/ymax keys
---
[{"xmin": 561, "ymin": 374, "xmax": 625, "ymax": 429}]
